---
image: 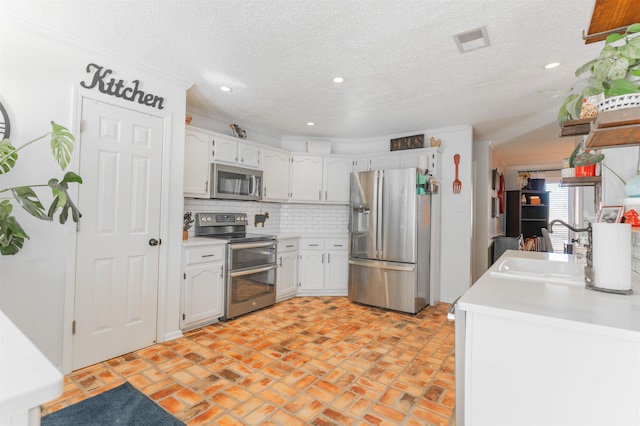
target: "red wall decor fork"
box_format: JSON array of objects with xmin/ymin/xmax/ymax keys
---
[{"xmin": 453, "ymin": 154, "xmax": 462, "ymax": 193}]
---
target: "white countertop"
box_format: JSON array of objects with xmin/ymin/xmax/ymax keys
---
[
  {"xmin": 458, "ymin": 250, "xmax": 640, "ymax": 340},
  {"xmin": 0, "ymin": 310, "xmax": 63, "ymax": 421}
]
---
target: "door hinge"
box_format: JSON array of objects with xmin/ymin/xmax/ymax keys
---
[
  {"xmin": 72, "ymin": 320, "xmax": 76, "ymax": 335},
  {"xmin": 79, "ymin": 120, "xmax": 85, "ymax": 133}
]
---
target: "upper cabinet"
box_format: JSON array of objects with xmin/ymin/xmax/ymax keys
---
[
  {"xmin": 354, "ymin": 148, "xmax": 440, "ymax": 177},
  {"xmin": 290, "ymin": 154, "xmax": 352, "ymax": 204},
  {"xmin": 212, "ymin": 134, "xmax": 262, "ymax": 169},
  {"xmin": 262, "ymin": 147, "xmax": 291, "ymax": 202},
  {"xmin": 184, "ymin": 128, "xmax": 212, "ymax": 198},
  {"xmin": 290, "ymin": 154, "xmax": 324, "ymax": 202}
]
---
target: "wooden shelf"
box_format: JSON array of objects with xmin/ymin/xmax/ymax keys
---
[
  {"xmin": 560, "ymin": 176, "xmax": 602, "ymax": 187},
  {"xmin": 560, "ymin": 107, "xmax": 640, "ymax": 149},
  {"xmin": 560, "ymin": 118, "xmax": 595, "ymax": 137},
  {"xmin": 584, "ymin": 107, "xmax": 640, "ymax": 148}
]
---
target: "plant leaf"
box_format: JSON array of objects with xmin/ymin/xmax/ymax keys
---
[
  {"xmin": 11, "ymin": 187, "xmax": 49, "ymax": 220},
  {"xmin": 575, "ymin": 58, "xmax": 598, "ymax": 76},
  {"xmin": 50, "ymin": 121, "xmax": 74, "ymax": 170},
  {"xmin": 47, "ymin": 175, "xmax": 83, "ymax": 224},
  {"xmin": 605, "ymin": 33, "xmax": 624, "ymax": 45},
  {"xmin": 606, "ymin": 79, "xmax": 640, "ymax": 96},
  {"xmin": 620, "ymin": 42, "xmax": 640, "ymax": 60},
  {"xmin": 0, "ymin": 200, "xmax": 29, "ymax": 255},
  {"xmin": 627, "ymin": 23, "xmax": 640, "ymax": 34},
  {"xmin": 0, "ymin": 139, "xmax": 18, "ymax": 174}
]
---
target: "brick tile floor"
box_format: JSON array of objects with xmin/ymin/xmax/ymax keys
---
[{"xmin": 41, "ymin": 297, "xmax": 456, "ymax": 425}]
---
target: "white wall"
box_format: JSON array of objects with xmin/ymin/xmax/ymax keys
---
[
  {"xmin": 473, "ymin": 141, "xmax": 506, "ymax": 283},
  {"xmin": 0, "ymin": 16, "xmax": 189, "ymax": 370}
]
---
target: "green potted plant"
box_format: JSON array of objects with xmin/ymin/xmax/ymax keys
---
[
  {"xmin": 183, "ymin": 211, "xmax": 194, "ymax": 240},
  {"xmin": 573, "ymin": 150, "xmax": 604, "ymax": 177},
  {"xmin": 0, "ymin": 122, "xmax": 82, "ymax": 255},
  {"xmin": 557, "ymin": 23, "xmax": 640, "ymax": 123}
]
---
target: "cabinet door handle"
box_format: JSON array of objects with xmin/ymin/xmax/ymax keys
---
[
  {"xmin": 205, "ymin": 181, "xmax": 208, "ymax": 192},
  {"xmin": 327, "ymin": 253, "xmax": 331, "ymax": 263},
  {"xmin": 309, "ymin": 244, "xmax": 319, "ymax": 247},
  {"xmin": 219, "ymin": 265, "xmax": 224, "ymax": 278},
  {"xmin": 286, "ymin": 244, "xmax": 294, "ymax": 248},
  {"xmin": 201, "ymin": 254, "xmax": 215, "ymax": 258},
  {"xmin": 322, "ymin": 253, "xmax": 325, "ymax": 263},
  {"xmin": 319, "ymin": 190, "xmax": 322, "ymax": 200},
  {"xmin": 325, "ymin": 190, "xmax": 328, "ymax": 200}
]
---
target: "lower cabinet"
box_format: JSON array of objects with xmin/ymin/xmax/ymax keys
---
[
  {"xmin": 298, "ymin": 237, "xmax": 349, "ymax": 295},
  {"xmin": 276, "ymin": 237, "xmax": 299, "ymax": 301},
  {"xmin": 181, "ymin": 243, "xmax": 225, "ymax": 331}
]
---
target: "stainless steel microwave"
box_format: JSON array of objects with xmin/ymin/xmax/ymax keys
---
[{"xmin": 210, "ymin": 163, "xmax": 263, "ymax": 201}]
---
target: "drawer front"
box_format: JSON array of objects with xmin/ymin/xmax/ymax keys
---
[
  {"xmin": 278, "ymin": 239, "xmax": 299, "ymax": 253},
  {"xmin": 301, "ymin": 238, "xmax": 325, "ymax": 250},
  {"xmin": 325, "ymin": 238, "xmax": 348, "ymax": 250},
  {"xmin": 185, "ymin": 245, "xmax": 225, "ymax": 265}
]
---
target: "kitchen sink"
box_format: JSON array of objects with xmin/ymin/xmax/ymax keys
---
[{"xmin": 489, "ymin": 257, "xmax": 585, "ymax": 285}]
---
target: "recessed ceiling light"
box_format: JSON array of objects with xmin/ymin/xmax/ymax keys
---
[
  {"xmin": 544, "ymin": 62, "xmax": 560, "ymax": 69},
  {"xmin": 220, "ymin": 86, "xmax": 231, "ymax": 92},
  {"xmin": 333, "ymin": 77, "xmax": 344, "ymax": 83},
  {"xmin": 307, "ymin": 122, "xmax": 315, "ymax": 126}
]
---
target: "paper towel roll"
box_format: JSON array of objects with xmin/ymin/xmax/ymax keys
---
[{"xmin": 592, "ymin": 223, "xmax": 631, "ymax": 291}]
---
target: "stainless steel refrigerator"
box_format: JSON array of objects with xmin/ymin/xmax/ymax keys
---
[{"xmin": 348, "ymin": 168, "xmax": 431, "ymax": 314}]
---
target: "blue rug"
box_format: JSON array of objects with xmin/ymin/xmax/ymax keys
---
[{"xmin": 41, "ymin": 381, "xmax": 185, "ymax": 426}]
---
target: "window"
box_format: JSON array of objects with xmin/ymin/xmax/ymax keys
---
[{"xmin": 546, "ymin": 181, "xmax": 569, "ymax": 252}]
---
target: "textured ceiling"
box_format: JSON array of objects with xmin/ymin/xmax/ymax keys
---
[{"xmin": 2, "ymin": 0, "xmax": 605, "ymax": 166}]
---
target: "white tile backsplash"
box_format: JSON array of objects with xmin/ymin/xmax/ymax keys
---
[{"xmin": 183, "ymin": 198, "xmax": 349, "ymax": 237}]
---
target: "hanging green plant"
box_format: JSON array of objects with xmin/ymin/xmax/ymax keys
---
[
  {"xmin": 555, "ymin": 23, "xmax": 640, "ymax": 123},
  {"xmin": 0, "ymin": 121, "xmax": 82, "ymax": 255}
]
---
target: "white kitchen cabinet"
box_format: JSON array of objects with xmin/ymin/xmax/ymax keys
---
[
  {"xmin": 184, "ymin": 128, "xmax": 212, "ymax": 198},
  {"xmin": 367, "ymin": 153, "xmax": 400, "ymax": 171},
  {"xmin": 290, "ymin": 154, "xmax": 324, "ymax": 201},
  {"xmin": 181, "ymin": 243, "xmax": 225, "ymax": 330},
  {"xmin": 290, "ymin": 154, "xmax": 351, "ymax": 204},
  {"xmin": 323, "ymin": 156, "xmax": 352, "ymax": 203},
  {"xmin": 354, "ymin": 148, "xmax": 440, "ymax": 178},
  {"xmin": 276, "ymin": 237, "xmax": 299, "ymax": 301},
  {"xmin": 262, "ymin": 147, "xmax": 291, "ymax": 201},
  {"xmin": 298, "ymin": 237, "xmax": 348, "ymax": 295},
  {"xmin": 456, "ymin": 250, "xmax": 640, "ymax": 426},
  {"xmin": 212, "ymin": 134, "xmax": 261, "ymax": 168}
]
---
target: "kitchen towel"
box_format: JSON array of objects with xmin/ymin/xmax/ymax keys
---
[{"xmin": 592, "ymin": 223, "xmax": 631, "ymax": 291}]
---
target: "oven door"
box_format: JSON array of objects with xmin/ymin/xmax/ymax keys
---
[{"xmin": 225, "ymin": 241, "xmax": 277, "ymax": 319}]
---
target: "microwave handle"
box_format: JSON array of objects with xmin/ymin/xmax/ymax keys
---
[{"xmin": 249, "ymin": 175, "xmax": 256, "ymax": 196}]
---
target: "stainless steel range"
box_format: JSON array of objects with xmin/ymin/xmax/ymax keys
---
[{"xmin": 195, "ymin": 212, "xmax": 277, "ymax": 320}]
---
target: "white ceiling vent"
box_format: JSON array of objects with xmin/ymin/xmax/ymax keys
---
[{"xmin": 453, "ymin": 26, "xmax": 491, "ymax": 53}]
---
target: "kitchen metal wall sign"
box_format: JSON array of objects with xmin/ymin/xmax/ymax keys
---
[{"xmin": 80, "ymin": 63, "xmax": 165, "ymax": 110}]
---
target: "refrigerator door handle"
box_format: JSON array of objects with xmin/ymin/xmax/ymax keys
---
[
  {"xmin": 348, "ymin": 259, "xmax": 415, "ymax": 272},
  {"xmin": 377, "ymin": 170, "xmax": 384, "ymax": 259}
]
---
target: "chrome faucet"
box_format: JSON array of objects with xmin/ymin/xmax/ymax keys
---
[{"xmin": 548, "ymin": 219, "xmax": 594, "ymax": 286}]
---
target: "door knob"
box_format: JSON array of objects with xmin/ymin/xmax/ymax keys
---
[{"xmin": 149, "ymin": 238, "xmax": 160, "ymax": 246}]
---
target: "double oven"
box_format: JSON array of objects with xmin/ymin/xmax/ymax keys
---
[{"xmin": 195, "ymin": 212, "xmax": 277, "ymax": 320}]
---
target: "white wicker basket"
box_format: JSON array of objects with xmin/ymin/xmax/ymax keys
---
[{"xmin": 597, "ymin": 93, "xmax": 640, "ymax": 112}]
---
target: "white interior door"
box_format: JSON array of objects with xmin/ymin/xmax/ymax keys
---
[{"xmin": 73, "ymin": 98, "xmax": 163, "ymax": 370}]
